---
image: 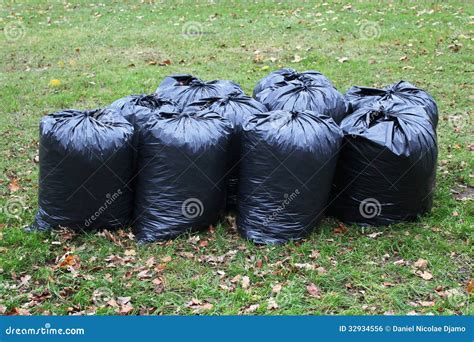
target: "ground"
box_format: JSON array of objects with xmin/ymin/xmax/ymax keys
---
[{"xmin": 0, "ymin": 0, "xmax": 472, "ymax": 315}]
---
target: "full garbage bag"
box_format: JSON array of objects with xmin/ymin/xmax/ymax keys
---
[
  {"xmin": 133, "ymin": 110, "xmax": 232, "ymax": 243},
  {"xmin": 253, "ymin": 68, "xmax": 333, "ymax": 98},
  {"xmin": 257, "ymin": 81, "xmax": 347, "ymax": 124},
  {"xmin": 328, "ymin": 102, "xmax": 437, "ymax": 226},
  {"xmin": 344, "ymin": 80, "xmax": 438, "ymax": 127},
  {"xmin": 237, "ymin": 110, "xmax": 343, "ymax": 244},
  {"xmin": 155, "ymin": 74, "xmax": 243, "ymax": 107},
  {"xmin": 28, "ymin": 108, "xmax": 135, "ymax": 231},
  {"xmin": 108, "ymin": 94, "xmax": 178, "ymax": 129},
  {"xmin": 185, "ymin": 91, "xmax": 267, "ymax": 211}
]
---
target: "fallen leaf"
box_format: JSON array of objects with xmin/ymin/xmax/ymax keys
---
[
  {"xmin": 294, "ymin": 263, "xmax": 315, "ymax": 271},
  {"xmin": 307, "ymin": 283, "xmax": 321, "ymax": 298},
  {"xmin": 8, "ymin": 179, "xmax": 20, "ymax": 192},
  {"xmin": 161, "ymin": 256, "xmax": 172, "ymax": 263},
  {"xmin": 292, "ymin": 54, "xmax": 303, "ymax": 63},
  {"xmin": 241, "ymin": 276, "xmax": 250, "ymax": 289},
  {"xmin": 267, "ymin": 297, "xmax": 279, "ymax": 310},
  {"xmin": 310, "ymin": 250, "xmax": 320, "ymax": 259},
  {"xmin": 367, "ymin": 232, "xmax": 383, "ymax": 238},
  {"xmin": 416, "ymin": 270, "xmax": 433, "ymax": 280},
  {"xmin": 272, "ymin": 284, "xmax": 282, "ymax": 294},
  {"xmin": 5, "ymin": 307, "xmax": 31, "ymax": 316},
  {"xmin": 117, "ymin": 296, "xmax": 131, "ymax": 306},
  {"xmin": 199, "ymin": 240, "xmax": 208, "ymax": 248},
  {"xmin": 58, "ymin": 254, "xmax": 78, "ymax": 268},
  {"xmin": 256, "ymin": 259, "xmax": 263, "ymax": 268},
  {"xmin": 118, "ymin": 303, "xmax": 134, "ymax": 315},
  {"xmin": 419, "ymin": 301, "xmax": 435, "ymax": 307},
  {"xmin": 244, "ymin": 304, "xmax": 260, "ymax": 313},
  {"xmin": 316, "ymin": 266, "xmax": 327, "ymax": 275},
  {"xmin": 414, "ymin": 258, "xmax": 428, "ymax": 269},
  {"xmin": 337, "ymin": 56, "xmax": 349, "ymax": 63},
  {"xmin": 124, "ymin": 249, "xmax": 136, "ymax": 256},
  {"xmin": 159, "ymin": 59, "xmax": 172, "ymax": 66},
  {"xmin": 466, "ymin": 280, "xmax": 474, "ymax": 293}
]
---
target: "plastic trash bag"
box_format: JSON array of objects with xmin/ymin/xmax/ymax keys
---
[
  {"xmin": 253, "ymin": 68, "xmax": 333, "ymax": 98},
  {"xmin": 133, "ymin": 110, "xmax": 232, "ymax": 243},
  {"xmin": 257, "ymin": 81, "xmax": 347, "ymax": 124},
  {"xmin": 328, "ymin": 102, "xmax": 437, "ymax": 226},
  {"xmin": 155, "ymin": 74, "xmax": 243, "ymax": 107},
  {"xmin": 237, "ymin": 110, "xmax": 343, "ymax": 244},
  {"xmin": 108, "ymin": 94, "xmax": 178, "ymax": 129},
  {"xmin": 184, "ymin": 91, "xmax": 267, "ymax": 211},
  {"xmin": 28, "ymin": 108, "xmax": 135, "ymax": 232},
  {"xmin": 344, "ymin": 80, "xmax": 438, "ymax": 127}
]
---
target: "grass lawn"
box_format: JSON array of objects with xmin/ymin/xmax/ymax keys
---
[{"xmin": 0, "ymin": 0, "xmax": 472, "ymax": 315}]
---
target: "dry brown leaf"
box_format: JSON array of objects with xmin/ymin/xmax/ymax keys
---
[
  {"xmin": 8, "ymin": 179, "xmax": 20, "ymax": 192},
  {"xmin": 307, "ymin": 283, "xmax": 321, "ymax": 298},
  {"xmin": 416, "ymin": 270, "xmax": 433, "ymax": 280},
  {"xmin": 267, "ymin": 297, "xmax": 278, "ymax": 310},
  {"xmin": 58, "ymin": 254, "xmax": 78, "ymax": 268},
  {"xmin": 124, "ymin": 249, "xmax": 136, "ymax": 256},
  {"xmin": 159, "ymin": 59, "xmax": 172, "ymax": 66},
  {"xmin": 466, "ymin": 279, "xmax": 474, "ymax": 293},
  {"xmin": 161, "ymin": 256, "xmax": 172, "ymax": 263},
  {"xmin": 272, "ymin": 284, "xmax": 282, "ymax": 294},
  {"xmin": 244, "ymin": 304, "xmax": 260, "ymax": 313},
  {"xmin": 118, "ymin": 303, "xmax": 134, "ymax": 315},
  {"xmin": 316, "ymin": 266, "xmax": 327, "ymax": 275},
  {"xmin": 241, "ymin": 276, "xmax": 250, "ymax": 289},
  {"xmin": 292, "ymin": 54, "xmax": 303, "ymax": 63},
  {"xmin": 414, "ymin": 258, "xmax": 428, "ymax": 269}
]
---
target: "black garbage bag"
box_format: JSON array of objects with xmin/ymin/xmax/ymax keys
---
[
  {"xmin": 108, "ymin": 94, "xmax": 178, "ymax": 129},
  {"xmin": 328, "ymin": 102, "xmax": 437, "ymax": 226},
  {"xmin": 258, "ymin": 81, "xmax": 347, "ymax": 124},
  {"xmin": 28, "ymin": 108, "xmax": 135, "ymax": 232},
  {"xmin": 253, "ymin": 68, "xmax": 333, "ymax": 98},
  {"xmin": 133, "ymin": 110, "xmax": 232, "ymax": 243},
  {"xmin": 184, "ymin": 92, "xmax": 267, "ymax": 211},
  {"xmin": 344, "ymin": 80, "xmax": 438, "ymax": 127},
  {"xmin": 237, "ymin": 110, "xmax": 343, "ymax": 244},
  {"xmin": 155, "ymin": 74, "xmax": 243, "ymax": 106}
]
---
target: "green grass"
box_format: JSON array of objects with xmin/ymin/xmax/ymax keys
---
[{"xmin": 0, "ymin": 0, "xmax": 473, "ymax": 315}]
